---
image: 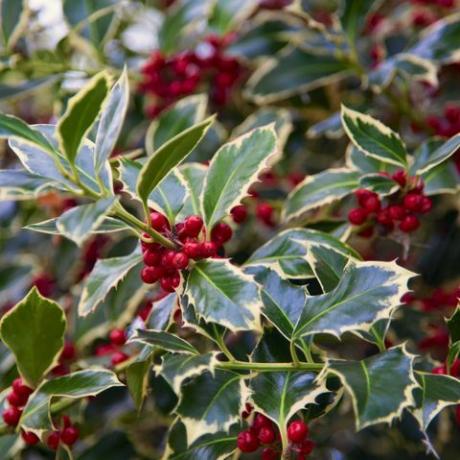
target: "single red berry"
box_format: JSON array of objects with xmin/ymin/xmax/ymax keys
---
[
  {"xmin": 62, "ymin": 415, "xmax": 72, "ymax": 429},
  {"xmin": 237, "ymin": 430, "xmax": 259, "ymax": 453},
  {"xmin": 46, "ymin": 431, "xmax": 60, "ymax": 450},
  {"xmin": 362, "ymin": 195, "xmax": 381, "ymax": 213},
  {"xmin": 399, "ymin": 214, "xmax": 420, "ymax": 233},
  {"xmin": 348, "ymin": 208, "xmax": 367, "ymax": 225},
  {"xmin": 391, "ymin": 169, "xmax": 407, "ymax": 187},
  {"xmin": 420, "ymin": 196, "xmax": 433, "ymax": 213},
  {"xmin": 355, "ymin": 189, "xmax": 374, "ymax": 206},
  {"xmin": 61, "ymin": 426, "xmax": 80, "ymax": 446},
  {"xmin": 12, "ymin": 378, "xmax": 33, "ymax": 398},
  {"xmin": 299, "ymin": 439, "xmax": 315, "ymax": 455},
  {"xmin": 258, "ymin": 425, "xmax": 276, "ymax": 444},
  {"xmin": 109, "ymin": 328, "xmax": 126, "ymax": 346},
  {"xmin": 231, "ymin": 205, "xmax": 248, "ymax": 223},
  {"xmin": 388, "ymin": 205, "xmax": 406, "ymax": 221},
  {"xmin": 143, "ymin": 249, "xmax": 162, "ymax": 266},
  {"xmin": 357, "ymin": 226, "xmax": 374, "ymax": 238},
  {"xmin": 141, "ymin": 266, "xmax": 164, "ymax": 284},
  {"xmin": 376, "ymin": 209, "xmax": 393, "ymax": 227},
  {"xmin": 60, "ymin": 342, "xmax": 76, "ymax": 361},
  {"xmin": 403, "ymin": 193, "xmax": 424, "ymax": 212},
  {"xmin": 183, "ymin": 241, "xmax": 202, "ymax": 259},
  {"xmin": 211, "ymin": 222, "xmax": 233, "ymax": 244},
  {"xmin": 253, "ymin": 413, "xmax": 272, "ymax": 431},
  {"xmin": 451, "ymin": 359, "xmax": 460, "ymax": 377},
  {"xmin": 150, "ymin": 211, "xmax": 170, "ymax": 232},
  {"xmin": 445, "ymin": 104, "xmax": 460, "ymax": 123},
  {"xmin": 183, "ymin": 215, "xmax": 203, "ymax": 237},
  {"xmin": 287, "ymin": 420, "xmax": 309, "ymax": 443},
  {"xmin": 172, "ymin": 252, "xmax": 189, "ymax": 270},
  {"xmin": 111, "ymin": 351, "xmax": 129, "ymax": 366},
  {"xmin": 432, "ymin": 365, "xmax": 446, "ymax": 375},
  {"xmin": 3, "ymin": 406, "xmax": 22, "ymax": 426},
  {"xmin": 160, "ymin": 272, "xmax": 180, "ymax": 292},
  {"xmin": 21, "ymin": 430, "xmax": 39, "ymax": 445},
  {"xmin": 7, "ymin": 390, "xmax": 28, "ymax": 407},
  {"xmin": 256, "ymin": 202, "xmax": 274, "ymax": 223},
  {"xmin": 261, "ymin": 447, "xmax": 279, "ymax": 460},
  {"xmin": 201, "ymin": 241, "xmax": 218, "ymax": 258},
  {"xmin": 161, "ymin": 250, "xmax": 177, "ymax": 269}
]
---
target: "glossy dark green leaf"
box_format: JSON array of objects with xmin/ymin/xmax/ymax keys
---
[
  {"xmin": 131, "ymin": 329, "xmax": 198, "ymax": 355},
  {"xmin": 359, "ymin": 173, "xmax": 400, "ymax": 196},
  {"xmin": 147, "ymin": 293, "xmax": 176, "ymax": 331},
  {"xmin": 339, "ymin": 0, "xmax": 381, "ymax": 45},
  {"xmin": 177, "ymin": 163, "xmax": 207, "ymax": 219},
  {"xmin": 422, "ymin": 161, "xmax": 459, "ymax": 196},
  {"xmin": 57, "ymin": 72, "xmax": 110, "ymax": 165},
  {"xmin": 126, "ymin": 354, "xmax": 152, "ymax": 411},
  {"xmin": 202, "ymin": 125, "xmax": 278, "ymax": 229},
  {"xmin": 329, "ymin": 346, "xmax": 417, "ymax": 430},
  {"xmin": 448, "ymin": 306, "xmax": 460, "ymax": 343},
  {"xmin": 0, "ymin": 287, "xmax": 66, "ymax": 387}
]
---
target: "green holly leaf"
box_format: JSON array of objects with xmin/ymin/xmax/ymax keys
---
[
  {"xmin": 146, "ymin": 293, "xmax": 176, "ymax": 331},
  {"xmin": 341, "ymin": 105, "xmax": 408, "ymax": 168},
  {"xmin": 1, "ymin": 0, "xmax": 27, "ymax": 48},
  {"xmin": 339, "ymin": 0, "xmax": 381, "ymax": 46},
  {"xmin": 136, "ymin": 116, "xmax": 214, "ymax": 206},
  {"xmin": 0, "ymin": 287, "xmax": 66, "ymax": 387},
  {"xmin": 78, "ymin": 247, "xmax": 142, "ymax": 316},
  {"xmin": 56, "ymin": 197, "xmax": 118, "ymax": 246},
  {"xmin": 57, "ymin": 71, "xmax": 110, "ymax": 166},
  {"xmin": 177, "ymin": 163, "xmax": 207, "ymax": 219},
  {"xmin": 20, "ymin": 368, "xmax": 123, "ymax": 432},
  {"xmin": 422, "ymin": 161, "xmax": 459, "ymax": 196},
  {"xmin": 359, "ymin": 173, "xmax": 400, "ymax": 195},
  {"xmin": 126, "ymin": 347, "xmax": 153, "ymax": 411},
  {"xmin": 293, "ymin": 260, "xmax": 413, "ymax": 340},
  {"xmin": 175, "ymin": 370, "xmax": 246, "ymax": 444},
  {"xmin": 448, "ymin": 306, "xmax": 460, "ymax": 343},
  {"xmin": 346, "ymin": 145, "xmax": 398, "ymax": 174},
  {"xmin": 185, "ymin": 259, "xmax": 262, "ymax": 331},
  {"xmin": 202, "ymin": 125, "xmax": 278, "ymax": 230},
  {"xmin": 283, "ymin": 168, "xmax": 360, "ymax": 223},
  {"xmin": 246, "ymin": 48, "xmax": 351, "ymax": 103},
  {"xmin": 94, "ymin": 68, "xmax": 130, "ymax": 172},
  {"xmin": 131, "ymin": 330, "xmax": 198, "ymax": 355},
  {"xmin": 328, "ymin": 346, "xmax": 417, "ymax": 430}
]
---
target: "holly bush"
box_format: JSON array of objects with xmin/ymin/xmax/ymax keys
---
[{"xmin": 0, "ymin": 0, "xmax": 459, "ymax": 459}]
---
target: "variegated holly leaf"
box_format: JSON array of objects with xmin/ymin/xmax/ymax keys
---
[
  {"xmin": 250, "ymin": 330, "xmax": 327, "ymax": 448},
  {"xmin": 292, "ymin": 260, "xmax": 413, "ymax": 340},
  {"xmin": 57, "ymin": 71, "xmax": 110, "ymax": 165},
  {"xmin": 185, "ymin": 259, "xmax": 262, "ymax": 331},
  {"xmin": 422, "ymin": 161, "xmax": 459, "ymax": 196},
  {"xmin": 20, "ymin": 369, "xmax": 123, "ymax": 433},
  {"xmin": 165, "ymin": 419, "xmax": 239, "ymax": 460},
  {"xmin": 175, "ymin": 370, "xmax": 246, "ymax": 445},
  {"xmin": 283, "ymin": 169, "xmax": 360, "ymax": 223},
  {"xmin": 307, "ymin": 113, "xmax": 342, "ymax": 139},
  {"xmin": 328, "ymin": 346, "xmax": 417, "ymax": 430},
  {"xmin": 155, "ymin": 352, "xmax": 218, "ymax": 395},
  {"xmin": 137, "ymin": 116, "xmax": 214, "ymax": 206},
  {"xmin": 346, "ymin": 145, "xmax": 398, "ymax": 174},
  {"xmin": 246, "ymin": 48, "xmax": 351, "ymax": 103},
  {"xmin": 126, "ymin": 346, "xmax": 154, "ymax": 411},
  {"xmin": 146, "ymin": 94, "xmax": 208, "ymax": 153},
  {"xmin": 413, "ymin": 372, "xmax": 460, "ymax": 431},
  {"xmin": 78, "ymin": 247, "xmax": 142, "ymax": 316},
  {"xmin": 394, "ymin": 54, "xmax": 438, "ymax": 87},
  {"xmin": 341, "ymin": 105, "xmax": 408, "ymax": 168},
  {"xmin": 0, "ymin": 287, "xmax": 66, "ymax": 387},
  {"xmin": 0, "ymin": 169, "xmax": 53, "ymax": 200},
  {"xmin": 359, "ymin": 173, "xmax": 400, "ymax": 196},
  {"xmin": 130, "ymin": 330, "xmax": 198, "ymax": 355},
  {"xmin": 202, "ymin": 125, "xmax": 278, "ymax": 229},
  {"xmin": 147, "ymin": 293, "xmax": 177, "ymax": 331},
  {"xmin": 177, "ymin": 163, "xmax": 207, "ymax": 220},
  {"xmin": 55, "ymin": 197, "xmax": 118, "ymax": 246},
  {"xmin": 94, "ymin": 68, "xmax": 130, "ymax": 172}
]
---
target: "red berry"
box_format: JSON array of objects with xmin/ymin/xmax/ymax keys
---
[
  {"xmin": 403, "ymin": 193, "xmax": 423, "ymax": 212},
  {"xmin": 111, "ymin": 351, "xmax": 129, "ymax": 366},
  {"xmin": 432, "ymin": 365, "xmax": 446, "ymax": 375},
  {"xmin": 261, "ymin": 447, "xmax": 279, "ymax": 460},
  {"xmin": 201, "ymin": 241, "xmax": 218, "ymax": 258},
  {"xmin": 355, "ymin": 189, "xmax": 375, "ymax": 206},
  {"xmin": 391, "ymin": 169, "xmax": 407, "ymax": 187},
  {"xmin": 183, "ymin": 241, "xmax": 202, "ymax": 259},
  {"xmin": 445, "ymin": 104, "xmax": 460, "ymax": 123},
  {"xmin": 231, "ymin": 205, "xmax": 248, "ymax": 223},
  {"xmin": 299, "ymin": 439, "xmax": 315, "ymax": 455},
  {"xmin": 7, "ymin": 390, "xmax": 28, "ymax": 407},
  {"xmin": 258, "ymin": 425, "xmax": 276, "ymax": 444},
  {"xmin": 160, "ymin": 272, "xmax": 180, "ymax": 292},
  {"xmin": 183, "ymin": 215, "xmax": 203, "ymax": 237},
  {"xmin": 237, "ymin": 430, "xmax": 259, "ymax": 452},
  {"xmin": 358, "ymin": 226, "xmax": 374, "ymax": 238},
  {"xmin": 287, "ymin": 420, "xmax": 309, "ymax": 443},
  {"xmin": 60, "ymin": 342, "xmax": 76, "ymax": 361},
  {"xmin": 362, "ymin": 195, "xmax": 381, "ymax": 213},
  {"xmin": 21, "ymin": 430, "xmax": 39, "ymax": 445},
  {"xmin": 150, "ymin": 211, "xmax": 169, "ymax": 232},
  {"xmin": 211, "ymin": 222, "xmax": 233, "ymax": 244},
  {"xmin": 388, "ymin": 205, "xmax": 406, "ymax": 221},
  {"xmin": 348, "ymin": 208, "xmax": 367, "ymax": 225},
  {"xmin": 109, "ymin": 328, "xmax": 126, "ymax": 346},
  {"xmin": 141, "ymin": 236, "xmax": 161, "ymax": 252},
  {"xmin": 256, "ymin": 202, "xmax": 274, "ymax": 224},
  {"xmin": 420, "ymin": 196, "xmax": 433, "ymax": 213},
  {"xmin": 61, "ymin": 426, "xmax": 79, "ymax": 446},
  {"xmin": 399, "ymin": 215, "xmax": 420, "ymax": 233},
  {"xmin": 253, "ymin": 413, "xmax": 271, "ymax": 431},
  {"xmin": 141, "ymin": 266, "xmax": 164, "ymax": 284},
  {"xmin": 46, "ymin": 431, "xmax": 60, "ymax": 450},
  {"xmin": 3, "ymin": 406, "xmax": 22, "ymax": 426},
  {"xmin": 161, "ymin": 249, "xmax": 177, "ymax": 269},
  {"xmin": 376, "ymin": 209, "xmax": 393, "ymax": 227},
  {"xmin": 172, "ymin": 252, "xmax": 189, "ymax": 270},
  {"xmin": 143, "ymin": 249, "xmax": 162, "ymax": 266},
  {"xmin": 12, "ymin": 378, "xmax": 33, "ymax": 398}
]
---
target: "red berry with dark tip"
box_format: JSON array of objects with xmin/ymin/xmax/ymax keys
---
[
  {"xmin": 287, "ymin": 420, "xmax": 309, "ymax": 443},
  {"xmin": 211, "ymin": 222, "xmax": 233, "ymax": 244},
  {"xmin": 61, "ymin": 426, "xmax": 80, "ymax": 446},
  {"xmin": 388, "ymin": 205, "xmax": 406, "ymax": 221},
  {"xmin": 348, "ymin": 208, "xmax": 367, "ymax": 225},
  {"xmin": 258, "ymin": 425, "xmax": 276, "ymax": 444},
  {"xmin": 183, "ymin": 215, "xmax": 203, "ymax": 237},
  {"xmin": 21, "ymin": 430, "xmax": 39, "ymax": 445},
  {"xmin": 7, "ymin": 390, "xmax": 28, "ymax": 407},
  {"xmin": 141, "ymin": 266, "xmax": 164, "ymax": 284},
  {"xmin": 143, "ymin": 249, "xmax": 162, "ymax": 266},
  {"xmin": 403, "ymin": 193, "xmax": 423, "ymax": 212},
  {"xmin": 172, "ymin": 252, "xmax": 189, "ymax": 270},
  {"xmin": 111, "ymin": 351, "xmax": 129, "ymax": 366},
  {"xmin": 3, "ymin": 406, "xmax": 22, "ymax": 426},
  {"xmin": 150, "ymin": 211, "xmax": 169, "ymax": 231},
  {"xmin": 46, "ymin": 431, "xmax": 60, "ymax": 450},
  {"xmin": 183, "ymin": 241, "xmax": 202, "ymax": 259},
  {"xmin": 12, "ymin": 378, "xmax": 33, "ymax": 398},
  {"xmin": 391, "ymin": 169, "xmax": 407, "ymax": 187},
  {"xmin": 237, "ymin": 430, "xmax": 259, "ymax": 452},
  {"xmin": 362, "ymin": 195, "xmax": 381, "ymax": 213},
  {"xmin": 231, "ymin": 205, "xmax": 247, "ymax": 223},
  {"xmin": 399, "ymin": 215, "xmax": 420, "ymax": 233},
  {"xmin": 354, "ymin": 189, "xmax": 374, "ymax": 207},
  {"xmin": 109, "ymin": 328, "xmax": 126, "ymax": 346},
  {"xmin": 261, "ymin": 447, "xmax": 279, "ymax": 460}
]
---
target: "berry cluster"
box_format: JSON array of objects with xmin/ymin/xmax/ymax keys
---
[
  {"xmin": 403, "ymin": 285, "xmax": 460, "ymax": 312},
  {"xmin": 140, "ymin": 212, "xmax": 233, "ymax": 291},
  {"xmin": 2, "ymin": 378, "xmax": 33, "ymax": 427},
  {"xmin": 139, "ymin": 35, "xmax": 244, "ymax": 117},
  {"xmin": 237, "ymin": 410, "xmax": 314, "ymax": 459},
  {"xmin": 426, "ymin": 104, "xmax": 460, "ymax": 138},
  {"xmin": 95, "ymin": 328, "xmax": 129, "ymax": 366},
  {"xmin": 45, "ymin": 415, "xmax": 80, "ymax": 450},
  {"xmin": 348, "ymin": 170, "xmax": 433, "ymax": 237}
]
